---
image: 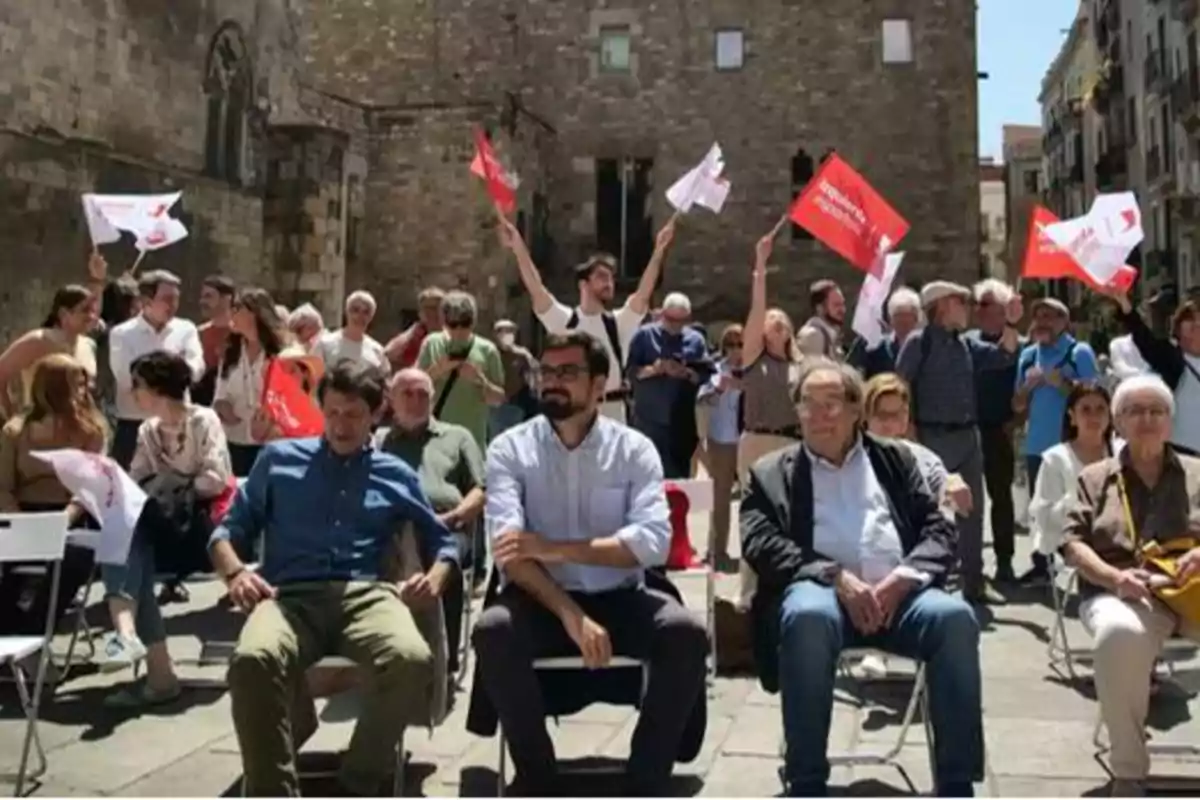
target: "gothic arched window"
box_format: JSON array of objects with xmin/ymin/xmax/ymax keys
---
[{"xmin": 204, "ymin": 23, "xmax": 251, "ymax": 184}]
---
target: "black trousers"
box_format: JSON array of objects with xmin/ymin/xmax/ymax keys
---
[
  {"xmin": 471, "ymin": 583, "xmax": 708, "ymax": 790},
  {"xmin": 111, "ymin": 418, "xmax": 142, "ymax": 470},
  {"xmin": 979, "ymin": 424, "xmax": 1015, "ymax": 564},
  {"xmin": 228, "ymin": 443, "xmax": 263, "ymax": 478}
]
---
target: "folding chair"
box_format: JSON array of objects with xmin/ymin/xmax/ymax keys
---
[
  {"xmin": 57, "ymin": 529, "xmax": 102, "ymax": 680},
  {"xmin": 826, "ymin": 647, "xmax": 937, "ymax": 794},
  {"xmin": 0, "ymin": 510, "xmax": 72, "ymax": 796},
  {"xmin": 665, "ymin": 478, "xmax": 717, "ymax": 682},
  {"xmin": 496, "ymin": 656, "xmax": 649, "ymax": 797}
]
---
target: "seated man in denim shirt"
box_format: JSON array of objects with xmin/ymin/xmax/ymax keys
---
[
  {"xmin": 208, "ymin": 360, "xmax": 458, "ymax": 797},
  {"xmin": 473, "ymin": 330, "xmax": 709, "ymax": 796}
]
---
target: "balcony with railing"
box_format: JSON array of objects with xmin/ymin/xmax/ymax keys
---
[
  {"xmin": 1145, "ymin": 51, "xmax": 1169, "ymax": 95},
  {"xmin": 1095, "ymin": 144, "xmax": 1129, "ymax": 191},
  {"xmin": 1092, "ymin": 61, "xmax": 1124, "ymax": 113},
  {"xmin": 1174, "ymin": 69, "xmax": 1200, "ymax": 134},
  {"xmin": 1068, "ymin": 161, "xmax": 1084, "ymax": 184},
  {"xmin": 1147, "ymin": 146, "xmax": 1164, "ymax": 182}
]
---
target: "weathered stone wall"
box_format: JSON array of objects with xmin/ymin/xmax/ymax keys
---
[
  {"xmin": 0, "ymin": 131, "xmax": 263, "ymax": 343},
  {"xmin": 513, "ymin": 0, "xmax": 980, "ymax": 321}
]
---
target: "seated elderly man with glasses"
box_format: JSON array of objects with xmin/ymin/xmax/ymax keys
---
[
  {"xmin": 740, "ymin": 357, "xmax": 983, "ymax": 798},
  {"xmin": 1061, "ymin": 374, "xmax": 1200, "ymax": 797}
]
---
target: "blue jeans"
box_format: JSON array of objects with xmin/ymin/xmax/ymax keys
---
[
  {"xmin": 100, "ymin": 528, "xmax": 166, "ymax": 645},
  {"xmin": 777, "ymin": 580, "xmax": 984, "ymax": 790},
  {"xmin": 488, "ymin": 403, "xmax": 526, "ymax": 441}
]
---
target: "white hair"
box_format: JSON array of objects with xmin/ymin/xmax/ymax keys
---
[
  {"xmin": 1112, "ymin": 374, "xmax": 1175, "ymax": 417},
  {"xmin": 886, "ymin": 287, "xmax": 922, "ymax": 318},
  {"xmin": 972, "ymin": 278, "xmax": 1014, "ymax": 306},
  {"xmin": 345, "ymin": 290, "xmax": 377, "ymax": 312},
  {"xmin": 287, "ymin": 302, "xmax": 324, "ymax": 331},
  {"xmin": 662, "ymin": 292, "xmax": 692, "ymax": 315}
]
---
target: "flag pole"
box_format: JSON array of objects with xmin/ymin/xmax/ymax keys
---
[
  {"xmin": 767, "ymin": 212, "xmax": 790, "ymax": 240},
  {"xmin": 129, "ymin": 250, "xmax": 146, "ymax": 275}
]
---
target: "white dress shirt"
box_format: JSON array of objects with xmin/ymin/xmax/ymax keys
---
[
  {"xmin": 213, "ymin": 348, "xmax": 267, "ymax": 445},
  {"xmin": 536, "ymin": 300, "xmax": 644, "ymax": 422},
  {"xmin": 108, "ymin": 314, "xmax": 205, "ymax": 421},
  {"xmin": 808, "ymin": 438, "xmax": 928, "ymax": 585},
  {"xmin": 486, "ymin": 414, "xmax": 671, "ymax": 593}
]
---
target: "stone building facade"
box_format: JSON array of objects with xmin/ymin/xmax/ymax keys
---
[{"xmin": 0, "ymin": 0, "xmax": 980, "ymax": 345}]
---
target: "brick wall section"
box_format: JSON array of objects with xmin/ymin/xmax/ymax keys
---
[{"xmin": 0, "ymin": 130, "xmax": 263, "ymax": 343}]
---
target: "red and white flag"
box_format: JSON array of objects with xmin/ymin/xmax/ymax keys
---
[
  {"xmin": 470, "ymin": 130, "xmax": 519, "ymax": 214},
  {"xmin": 1040, "ymin": 192, "xmax": 1143, "ymax": 288},
  {"xmin": 851, "ymin": 251, "xmax": 906, "ymax": 349},
  {"xmin": 666, "ymin": 143, "xmax": 731, "ymax": 214},
  {"xmin": 82, "ymin": 192, "xmax": 189, "ymax": 252},
  {"xmin": 1021, "ymin": 205, "xmax": 1137, "ymax": 292},
  {"xmin": 30, "ymin": 449, "xmax": 147, "ymax": 565},
  {"xmin": 788, "ymin": 154, "xmax": 910, "ymax": 276},
  {"xmin": 261, "ymin": 359, "xmax": 324, "ymax": 438}
]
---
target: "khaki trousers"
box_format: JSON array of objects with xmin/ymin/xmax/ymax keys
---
[
  {"xmin": 706, "ymin": 440, "xmax": 739, "ymax": 560},
  {"xmin": 228, "ymin": 581, "xmax": 433, "ymax": 797},
  {"xmin": 1082, "ymin": 593, "xmax": 1200, "ymax": 780}
]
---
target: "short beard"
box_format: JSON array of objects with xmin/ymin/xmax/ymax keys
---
[{"xmin": 539, "ymin": 397, "xmax": 576, "ymax": 420}]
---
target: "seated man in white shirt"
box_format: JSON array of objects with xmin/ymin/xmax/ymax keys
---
[
  {"xmin": 108, "ymin": 269, "xmax": 205, "ymax": 468},
  {"xmin": 471, "ymin": 330, "xmax": 708, "ymax": 797},
  {"xmin": 740, "ymin": 357, "xmax": 983, "ymax": 798}
]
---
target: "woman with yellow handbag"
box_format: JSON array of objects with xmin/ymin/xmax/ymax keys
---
[{"xmin": 1061, "ymin": 374, "xmax": 1200, "ymax": 797}]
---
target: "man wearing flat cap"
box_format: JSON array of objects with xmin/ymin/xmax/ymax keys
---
[
  {"xmin": 896, "ymin": 280, "xmax": 1023, "ymax": 603},
  {"xmin": 1010, "ymin": 296, "xmax": 1098, "ymax": 584}
]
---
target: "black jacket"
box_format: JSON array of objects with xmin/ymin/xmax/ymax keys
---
[
  {"xmin": 1120, "ymin": 308, "xmax": 1190, "ymax": 389},
  {"xmin": 739, "ymin": 434, "xmax": 958, "ymax": 693}
]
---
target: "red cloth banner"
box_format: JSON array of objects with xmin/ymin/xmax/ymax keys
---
[
  {"xmin": 471, "ymin": 130, "xmax": 518, "ymax": 214},
  {"xmin": 261, "ymin": 359, "xmax": 324, "ymax": 438},
  {"xmin": 787, "ymin": 154, "xmax": 910, "ymax": 276},
  {"xmin": 1021, "ymin": 205, "xmax": 1137, "ymax": 291}
]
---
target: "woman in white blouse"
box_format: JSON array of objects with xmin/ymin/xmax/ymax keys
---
[
  {"xmin": 99, "ymin": 351, "xmax": 234, "ymax": 705},
  {"xmin": 213, "ymin": 288, "xmax": 286, "ymax": 477},
  {"xmin": 1029, "ymin": 383, "xmax": 1116, "ymax": 563}
]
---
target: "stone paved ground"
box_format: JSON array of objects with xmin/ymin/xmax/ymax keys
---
[{"xmin": 5, "ymin": 505, "xmax": 1200, "ymax": 797}]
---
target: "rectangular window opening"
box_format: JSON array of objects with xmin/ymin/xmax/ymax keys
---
[
  {"xmin": 599, "ymin": 26, "xmax": 632, "ymax": 73},
  {"xmin": 715, "ymin": 28, "xmax": 744, "ymax": 71},
  {"xmin": 882, "ymin": 19, "xmax": 913, "ymax": 65}
]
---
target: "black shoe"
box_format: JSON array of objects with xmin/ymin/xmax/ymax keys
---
[
  {"xmin": 1017, "ymin": 563, "xmax": 1050, "ymax": 586},
  {"xmin": 994, "ymin": 562, "xmax": 1017, "ymax": 584},
  {"xmin": 938, "ymin": 781, "xmax": 975, "ymax": 797},
  {"xmin": 157, "ymin": 582, "xmax": 189, "ymax": 605},
  {"xmin": 787, "ymin": 782, "xmax": 828, "ymax": 798},
  {"xmin": 506, "ymin": 774, "xmax": 562, "ymax": 797}
]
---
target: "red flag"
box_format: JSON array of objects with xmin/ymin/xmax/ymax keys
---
[
  {"xmin": 471, "ymin": 130, "xmax": 518, "ymax": 214},
  {"xmin": 787, "ymin": 154, "xmax": 910, "ymax": 276},
  {"xmin": 1021, "ymin": 205, "xmax": 1137, "ymax": 291},
  {"xmin": 260, "ymin": 359, "xmax": 324, "ymax": 438}
]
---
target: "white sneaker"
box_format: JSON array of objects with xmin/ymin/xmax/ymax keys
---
[{"xmin": 858, "ymin": 654, "xmax": 889, "ymax": 678}]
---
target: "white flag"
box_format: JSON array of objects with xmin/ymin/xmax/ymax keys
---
[
  {"xmin": 30, "ymin": 449, "xmax": 147, "ymax": 566},
  {"xmin": 1041, "ymin": 191, "xmax": 1142, "ymax": 286},
  {"xmin": 81, "ymin": 192, "xmax": 189, "ymax": 252},
  {"xmin": 851, "ymin": 251, "xmax": 906, "ymax": 349},
  {"xmin": 666, "ymin": 143, "xmax": 731, "ymax": 214}
]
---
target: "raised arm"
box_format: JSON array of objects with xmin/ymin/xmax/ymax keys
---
[
  {"xmin": 627, "ymin": 216, "xmax": 677, "ymax": 316},
  {"xmin": 742, "ymin": 232, "xmax": 775, "ymax": 366},
  {"xmin": 497, "ymin": 214, "xmax": 556, "ymax": 316},
  {"xmin": 1104, "ymin": 288, "xmax": 1182, "ymax": 381}
]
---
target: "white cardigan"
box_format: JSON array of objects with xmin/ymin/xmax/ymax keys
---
[{"xmin": 1030, "ymin": 440, "xmax": 1121, "ymax": 556}]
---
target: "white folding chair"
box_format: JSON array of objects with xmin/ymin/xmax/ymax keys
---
[
  {"xmin": 57, "ymin": 529, "xmax": 102, "ymax": 679},
  {"xmin": 496, "ymin": 656, "xmax": 648, "ymax": 797},
  {"xmin": 666, "ymin": 478, "xmax": 717, "ymax": 682},
  {"xmin": 826, "ymin": 648, "xmax": 937, "ymax": 793},
  {"xmin": 0, "ymin": 510, "xmax": 72, "ymax": 796}
]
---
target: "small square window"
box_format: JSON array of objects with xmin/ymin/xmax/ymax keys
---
[
  {"xmin": 715, "ymin": 28, "xmax": 744, "ymax": 71},
  {"xmin": 882, "ymin": 19, "xmax": 913, "ymax": 65},
  {"xmin": 599, "ymin": 26, "xmax": 631, "ymax": 73}
]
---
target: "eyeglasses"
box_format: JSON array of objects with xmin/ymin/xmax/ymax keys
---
[
  {"xmin": 797, "ymin": 397, "xmax": 848, "ymax": 417},
  {"xmin": 1120, "ymin": 406, "xmax": 1171, "ymax": 420},
  {"xmin": 536, "ymin": 364, "xmax": 586, "ymax": 381},
  {"xmin": 446, "ymin": 320, "xmax": 473, "ymax": 330}
]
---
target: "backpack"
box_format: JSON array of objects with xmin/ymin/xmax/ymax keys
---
[
  {"xmin": 1018, "ymin": 341, "xmax": 1080, "ymax": 385},
  {"xmin": 566, "ymin": 309, "xmax": 626, "ymax": 367}
]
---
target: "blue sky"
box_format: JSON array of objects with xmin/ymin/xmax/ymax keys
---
[{"xmin": 978, "ymin": 0, "xmax": 1082, "ymax": 160}]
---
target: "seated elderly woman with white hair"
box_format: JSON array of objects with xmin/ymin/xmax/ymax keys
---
[
  {"xmin": 1061, "ymin": 374, "xmax": 1200, "ymax": 796},
  {"xmin": 313, "ymin": 290, "xmax": 389, "ymax": 373}
]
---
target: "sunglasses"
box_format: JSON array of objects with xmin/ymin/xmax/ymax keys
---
[{"xmin": 446, "ymin": 319, "xmax": 473, "ymax": 330}]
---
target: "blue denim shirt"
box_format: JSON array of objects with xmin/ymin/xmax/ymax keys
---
[
  {"xmin": 210, "ymin": 437, "xmax": 458, "ymax": 585},
  {"xmin": 627, "ymin": 322, "xmax": 712, "ymax": 428},
  {"xmin": 1017, "ymin": 335, "xmax": 1098, "ymax": 456},
  {"xmin": 964, "ymin": 328, "xmax": 1022, "ymax": 427},
  {"xmin": 697, "ymin": 358, "xmax": 743, "ymax": 444}
]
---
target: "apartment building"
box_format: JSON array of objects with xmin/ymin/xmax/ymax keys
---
[
  {"xmin": 980, "ymin": 159, "xmax": 1008, "ymax": 279},
  {"xmin": 1002, "ymin": 125, "xmax": 1044, "ymax": 278}
]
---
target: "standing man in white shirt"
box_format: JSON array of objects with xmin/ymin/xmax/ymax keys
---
[
  {"xmin": 496, "ymin": 214, "xmax": 676, "ymax": 422},
  {"xmin": 108, "ymin": 270, "xmax": 205, "ymax": 467},
  {"xmin": 314, "ymin": 290, "xmax": 390, "ymax": 374}
]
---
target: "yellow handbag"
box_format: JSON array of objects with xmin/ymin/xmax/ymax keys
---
[{"xmin": 1117, "ymin": 472, "xmax": 1200, "ymax": 624}]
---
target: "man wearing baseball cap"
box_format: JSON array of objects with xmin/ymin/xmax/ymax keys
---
[
  {"xmin": 897, "ymin": 280, "xmax": 1023, "ymax": 603},
  {"xmin": 1012, "ymin": 296, "xmax": 1099, "ymax": 573}
]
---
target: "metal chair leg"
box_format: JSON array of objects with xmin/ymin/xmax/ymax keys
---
[
  {"xmin": 391, "ymin": 729, "xmax": 406, "ymax": 797},
  {"xmin": 58, "ymin": 566, "xmax": 98, "ymax": 680},
  {"xmin": 497, "ymin": 727, "xmax": 507, "ymax": 797},
  {"xmin": 705, "ymin": 566, "xmax": 717, "ymax": 685},
  {"xmin": 9, "ymin": 655, "xmax": 50, "ymax": 796}
]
